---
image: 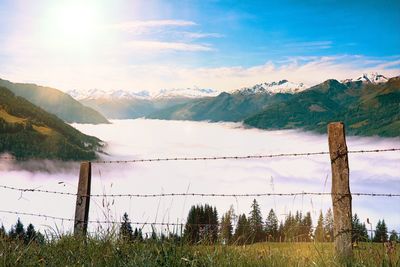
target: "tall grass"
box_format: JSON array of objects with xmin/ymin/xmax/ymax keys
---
[{"xmin": 1, "ymin": 234, "xmax": 398, "ymax": 266}]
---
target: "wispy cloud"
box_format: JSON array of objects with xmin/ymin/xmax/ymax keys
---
[
  {"xmin": 124, "ymin": 40, "xmax": 213, "ymax": 52},
  {"xmin": 180, "ymin": 32, "xmax": 224, "ymax": 39},
  {"xmin": 2, "ymin": 55, "xmax": 399, "ymax": 92},
  {"xmin": 109, "ymin": 20, "xmax": 197, "ymax": 33},
  {"xmin": 283, "ymin": 41, "xmax": 333, "ymax": 50}
]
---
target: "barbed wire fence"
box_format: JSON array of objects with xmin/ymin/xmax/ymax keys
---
[
  {"xmin": 0, "ymin": 122, "xmax": 399, "ymax": 257},
  {"xmin": 1, "ymin": 149, "xmax": 399, "ymax": 231}
]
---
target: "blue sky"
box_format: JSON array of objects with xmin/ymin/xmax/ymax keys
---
[{"xmin": 0, "ymin": 0, "xmax": 399, "ymax": 91}]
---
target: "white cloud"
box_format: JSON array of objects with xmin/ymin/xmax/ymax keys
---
[
  {"xmin": 283, "ymin": 41, "xmax": 333, "ymax": 50},
  {"xmin": 124, "ymin": 40, "xmax": 213, "ymax": 52},
  {"xmin": 1, "ymin": 55, "xmax": 399, "ymax": 92},
  {"xmin": 109, "ymin": 20, "xmax": 197, "ymax": 33},
  {"xmin": 180, "ymin": 32, "xmax": 224, "ymax": 39}
]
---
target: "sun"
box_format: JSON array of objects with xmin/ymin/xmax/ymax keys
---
[{"xmin": 43, "ymin": 1, "xmax": 101, "ymax": 47}]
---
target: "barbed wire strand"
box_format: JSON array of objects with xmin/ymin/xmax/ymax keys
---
[
  {"xmin": 0, "ymin": 148, "xmax": 398, "ymax": 163},
  {"xmin": 1, "ymin": 184, "xmax": 399, "ymax": 198},
  {"xmin": 93, "ymin": 148, "xmax": 400, "ymax": 164},
  {"xmin": 0, "ymin": 210, "xmax": 397, "ymax": 234}
]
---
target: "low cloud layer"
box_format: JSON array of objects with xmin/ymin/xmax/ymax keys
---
[{"xmin": 0, "ymin": 120, "xmax": 399, "ymax": 234}]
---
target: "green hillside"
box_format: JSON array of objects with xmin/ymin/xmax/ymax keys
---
[
  {"xmin": 0, "ymin": 86, "xmax": 103, "ymax": 160},
  {"xmin": 81, "ymin": 97, "xmax": 193, "ymax": 119},
  {"xmin": 0, "ymin": 78, "xmax": 109, "ymax": 124},
  {"xmin": 244, "ymin": 77, "xmax": 400, "ymax": 137},
  {"xmin": 148, "ymin": 92, "xmax": 291, "ymax": 122}
]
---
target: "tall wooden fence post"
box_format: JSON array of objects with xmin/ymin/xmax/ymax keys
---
[
  {"xmin": 328, "ymin": 122, "xmax": 353, "ymax": 260},
  {"xmin": 74, "ymin": 161, "xmax": 92, "ymax": 236}
]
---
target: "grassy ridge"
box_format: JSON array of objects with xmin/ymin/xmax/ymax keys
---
[
  {"xmin": 0, "ymin": 86, "xmax": 103, "ymax": 160},
  {"xmin": 1, "ymin": 236, "xmax": 398, "ymax": 266},
  {"xmin": 0, "ymin": 78, "xmax": 109, "ymax": 124}
]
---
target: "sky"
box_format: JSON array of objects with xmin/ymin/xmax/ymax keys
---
[{"xmin": 0, "ymin": 0, "xmax": 399, "ymax": 92}]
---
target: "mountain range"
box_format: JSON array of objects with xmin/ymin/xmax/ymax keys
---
[
  {"xmin": 0, "ymin": 86, "xmax": 103, "ymax": 160},
  {"xmin": 68, "ymin": 72, "xmax": 398, "ymax": 137},
  {"xmin": 1, "ymin": 72, "xmax": 398, "ymax": 142},
  {"xmin": 0, "ymin": 78, "xmax": 109, "ymax": 124},
  {"xmin": 245, "ymin": 76, "xmax": 400, "ymax": 136}
]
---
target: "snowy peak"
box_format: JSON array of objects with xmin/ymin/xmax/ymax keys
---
[
  {"xmin": 67, "ymin": 87, "xmax": 219, "ymax": 100},
  {"xmin": 341, "ymin": 72, "xmax": 389, "ymax": 84},
  {"xmin": 153, "ymin": 87, "xmax": 219, "ymax": 99},
  {"xmin": 235, "ymin": 80, "xmax": 309, "ymax": 95},
  {"xmin": 67, "ymin": 89, "xmax": 150, "ymax": 100}
]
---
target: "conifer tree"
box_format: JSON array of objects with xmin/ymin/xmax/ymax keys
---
[
  {"xmin": 9, "ymin": 218, "xmax": 25, "ymax": 241},
  {"xmin": 184, "ymin": 204, "xmax": 219, "ymax": 244},
  {"xmin": 352, "ymin": 214, "xmax": 369, "ymax": 242},
  {"xmin": 0, "ymin": 224, "xmax": 6, "ymax": 238},
  {"xmin": 220, "ymin": 207, "xmax": 234, "ymax": 244},
  {"xmin": 374, "ymin": 219, "xmax": 388, "ymax": 242},
  {"xmin": 265, "ymin": 209, "xmax": 278, "ymax": 241},
  {"xmin": 248, "ymin": 199, "xmax": 264, "ymax": 242},
  {"xmin": 233, "ymin": 214, "xmax": 250, "ymax": 244},
  {"xmin": 277, "ymin": 221, "xmax": 285, "ymax": 242},
  {"xmin": 283, "ymin": 212, "xmax": 295, "ymax": 241},
  {"xmin": 25, "ymin": 223, "xmax": 37, "ymax": 244},
  {"xmin": 314, "ymin": 211, "xmax": 325, "ymax": 242},
  {"xmin": 120, "ymin": 212, "xmax": 133, "ymax": 241},
  {"xmin": 389, "ymin": 230, "xmax": 398, "ymax": 242},
  {"xmin": 324, "ymin": 208, "xmax": 334, "ymax": 242},
  {"xmin": 301, "ymin": 212, "xmax": 312, "ymax": 242}
]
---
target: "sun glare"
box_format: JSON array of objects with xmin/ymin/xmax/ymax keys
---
[{"xmin": 43, "ymin": 2, "xmax": 101, "ymax": 47}]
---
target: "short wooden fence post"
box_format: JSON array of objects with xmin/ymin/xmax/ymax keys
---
[
  {"xmin": 328, "ymin": 122, "xmax": 353, "ymax": 260},
  {"xmin": 74, "ymin": 161, "xmax": 92, "ymax": 236}
]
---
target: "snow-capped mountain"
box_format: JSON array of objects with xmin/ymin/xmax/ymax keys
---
[
  {"xmin": 153, "ymin": 87, "xmax": 219, "ymax": 99},
  {"xmin": 341, "ymin": 72, "xmax": 389, "ymax": 84},
  {"xmin": 235, "ymin": 80, "xmax": 309, "ymax": 95},
  {"xmin": 67, "ymin": 87, "xmax": 219, "ymax": 100},
  {"xmin": 67, "ymin": 88, "xmax": 150, "ymax": 100}
]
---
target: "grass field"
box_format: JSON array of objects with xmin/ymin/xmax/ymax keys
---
[{"xmin": 1, "ymin": 235, "xmax": 398, "ymax": 266}]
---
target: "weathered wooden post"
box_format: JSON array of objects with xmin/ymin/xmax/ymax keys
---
[
  {"xmin": 328, "ymin": 122, "xmax": 352, "ymax": 260},
  {"xmin": 74, "ymin": 161, "xmax": 91, "ymax": 236}
]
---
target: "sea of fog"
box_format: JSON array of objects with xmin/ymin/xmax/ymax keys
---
[{"xmin": 1, "ymin": 119, "xmax": 399, "ymax": 236}]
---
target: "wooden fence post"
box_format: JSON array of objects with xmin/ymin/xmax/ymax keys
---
[
  {"xmin": 74, "ymin": 161, "xmax": 92, "ymax": 236},
  {"xmin": 328, "ymin": 122, "xmax": 353, "ymax": 260}
]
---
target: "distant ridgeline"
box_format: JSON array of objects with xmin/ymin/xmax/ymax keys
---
[
  {"xmin": 244, "ymin": 77, "xmax": 400, "ymax": 137},
  {"xmin": 0, "ymin": 87, "xmax": 103, "ymax": 160},
  {"xmin": 149, "ymin": 77, "xmax": 400, "ymax": 137},
  {"xmin": 68, "ymin": 75, "xmax": 399, "ymax": 137},
  {"xmin": 0, "ymin": 78, "xmax": 109, "ymax": 124}
]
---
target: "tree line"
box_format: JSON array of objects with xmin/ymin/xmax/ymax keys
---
[
  {"xmin": 1, "ymin": 199, "xmax": 398, "ymax": 245},
  {"xmin": 119, "ymin": 199, "xmax": 399, "ymax": 245}
]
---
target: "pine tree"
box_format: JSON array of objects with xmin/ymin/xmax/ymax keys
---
[
  {"xmin": 0, "ymin": 224, "xmax": 6, "ymax": 238},
  {"xmin": 315, "ymin": 211, "xmax": 325, "ymax": 242},
  {"xmin": 220, "ymin": 207, "xmax": 234, "ymax": 244},
  {"xmin": 352, "ymin": 214, "xmax": 369, "ymax": 242},
  {"xmin": 284, "ymin": 212, "xmax": 295, "ymax": 241},
  {"xmin": 374, "ymin": 219, "xmax": 388, "ymax": 242},
  {"xmin": 25, "ymin": 223, "xmax": 37, "ymax": 244},
  {"xmin": 184, "ymin": 204, "xmax": 219, "ymax": 244},
  {"xmin": 233, "ymin": 214, "xmax": 250, "ymax": 244},
  {"xmin": 248, "ymin": 199, "xmax": 264, "ymax": 243},
  {"xmin": 389, "ymin": 230, "xmax": 398, "ymax": 242},
  {"xmin": 265, "ymin": 209, "xmax": 278, "ymax": 241},
  {"xmin": 9, "ymin": 218, "xmax": 25, "ymax": 241},
  {"xmin": 301, "ymin": 212, "xmax": 312, "ymax": 242},
  {"xmin": 277, "ymin": 221, "xmax": 284, "ymax": 242},
  {"xmin": 324, "ymin": 208, "xmax": 334, "ymax": 242},
  {"xmin": 120, "ymin": 212, "xmax": 133, "ymax": 241}
]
